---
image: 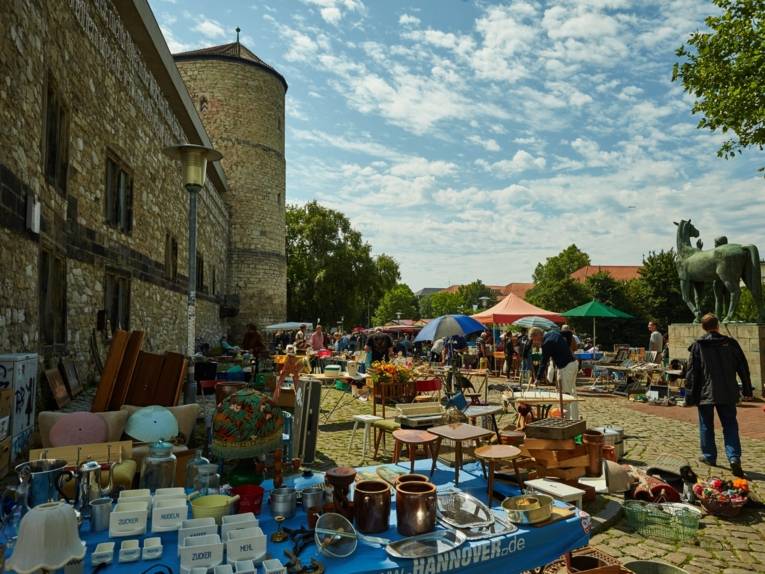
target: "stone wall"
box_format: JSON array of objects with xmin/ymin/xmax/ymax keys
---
[
  {"xmin": 0, "ymin": 0, "xmax": 230, "ymax": 383},
  {"xmin": 669, "ymin": 323, "xmax": 765, "ymax": 395},
  {"xmin": 176, "ymin": 57, "xmax": 287, "ymax": 339}
]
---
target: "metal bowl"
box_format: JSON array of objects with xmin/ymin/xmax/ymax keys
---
[{"xmin": 500, "ymin": 494, "xmax": 553, "ymax": 524}]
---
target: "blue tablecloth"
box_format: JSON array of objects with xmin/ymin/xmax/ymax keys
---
[{"xmin": 75, "ymin": 460, "xmax": 590, "ymax": 574}]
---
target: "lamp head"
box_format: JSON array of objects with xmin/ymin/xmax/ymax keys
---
[{"xmin": 163, "ymin": 143, "xmax": 222, "ymax": 189}]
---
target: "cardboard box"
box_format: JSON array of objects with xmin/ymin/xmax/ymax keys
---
[
  {"xmin": 533, "ymin": 454, "xmax": 589, "ymax": 470},
  {"xmin": 524, "ymin": 438, "xmax": 577, "ymax": 451},
  {"xmin": 544, "ymin": 466, "xmax": 587, "ymax": 481},
  {"xmin": 528, "ymin": 445, "xmax": 587, "ymax": 468},
  {"xmin": 0, "ymin": 436, "xmax": 11, "ymax": 478}
]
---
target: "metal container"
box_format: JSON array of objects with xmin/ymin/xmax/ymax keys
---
[
  {"xmin": 593, "ymin": 425, "xmax": 624, "ymax": 460},
  {"xmin": 623, "ymin": 560, "xmax": 689, "ymax": 574},
  {"xmin": 300, "ymin": 487, "xmax": 324, "ymax": 510},
  {"xmin": 15, "ymin": 459, "xmax": 74, "ymax": 509},
  {"xmin": 500, "ymin": 494, "xmax": 553, "ymax": 525},
  {"xmin": 269, "ymin": 487, "xmax": 297, "ymax": 518}
]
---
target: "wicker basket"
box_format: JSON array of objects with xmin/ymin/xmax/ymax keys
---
[
  {"xmin": 624, "ymin": 500, "xmax": 700, "ymax": 542},
  {"xmin": 698, "ymin": 495, "xmax": 746, "ymax": 517}
]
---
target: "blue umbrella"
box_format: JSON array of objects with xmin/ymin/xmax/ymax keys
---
[
  {"xmin": 512, "ymin": 316, "xmax": 560, "ymax": 331},
  {"xmin": 414, "ymin": 314, "xmax": 486, "ymax": 342}
]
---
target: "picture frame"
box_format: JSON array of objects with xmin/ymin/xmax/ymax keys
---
[
  {"xmin": 59, "ymin": 358, "xmax": 83, "ymax": 398},
  {"xmin": 45, "ymin": 368, "xmax": 70, "ymax": 409}
]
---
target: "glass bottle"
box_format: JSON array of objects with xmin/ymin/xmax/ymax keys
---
[
  {"xmin": 139, "ymin": 440, "xmax": 176, "ymax": 492},
  {"xmin": 193, "ymin": 464, "xmax": 221, "ymax": 495},
  {"xmin": 185, "ymin": 449, "xmax": 211, "ymax": 490}
]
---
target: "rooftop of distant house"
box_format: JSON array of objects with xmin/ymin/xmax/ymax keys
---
[{"xmin": 570, "ymin": 265, "xmax": 643, "ymax": 282}]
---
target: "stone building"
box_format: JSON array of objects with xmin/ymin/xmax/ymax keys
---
[{"xmin": 0, "ymin": 0, "xmax": 287, "ymax": 382}]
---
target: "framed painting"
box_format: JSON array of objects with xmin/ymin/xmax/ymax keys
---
[
  {"xmin": 59, "ymin": 358, "xmax": 83, "ymax": 398},
  {"xmin": 45, "ymin": 368, "xmax": 70, "ymax": 409}
]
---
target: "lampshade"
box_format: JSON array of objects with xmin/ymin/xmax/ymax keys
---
[
  {"xmin": 7, "ymin": 501, "xmax": 85, "ymax": 574},
  {"xmin": 163, "ymin": 143, "xmax": 222, "ymax": 188},
  {"xmin": 125, "ymin": 405, "xmax": 179, "ymax": 443},
  {"xmin": 49, "ymin": 411, "xmax": 108, "ymax": 447}
]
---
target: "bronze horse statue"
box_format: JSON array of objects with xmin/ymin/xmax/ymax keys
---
[{"xmin": 675, "ymin": 219, "xmax": 765, "ymax": 323}]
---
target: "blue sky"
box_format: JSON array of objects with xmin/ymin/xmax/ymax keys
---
[{"xmin": 151, "ymin": 0, "xmax": 765, "ymax": 291}]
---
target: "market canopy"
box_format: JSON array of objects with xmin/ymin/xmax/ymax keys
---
[
  {"xmin": 561, "ymin": 299, "xmax": 633, "ymax": 320},
  {"xmin": 471, "ymin": 293, "xmax": 565, "ymax": 325},
  {"xmin": 264, "ymin": 322, "xmax": 313, "ymax": 332},
  {"xmin": 561, "ymin": 299, "xmax": 633, "ymax": 345}
]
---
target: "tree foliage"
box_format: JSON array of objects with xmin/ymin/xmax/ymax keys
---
[
  {"xmin": 673, "ymin": 0, "xmax": 765, "ymax": 170},
  {"xmin": 457, "ymin": 280, "xmax": 499, "ymax": 312},
  {"xmin": 372, "ymin": 284, "xmax": 419, "ymax": 325},
  {"xmin": 286, "ymin": 201, "xmax": 400, "ymax": 328},
  {"xmin": 633, "ymin": 250, "xmax": 688, "ymax": 327},
  {"xmin": 526, "ymin": 245, "xmax": 591, "ymax": 313},
  {"xmin": 419, "ymin": 291, "xmax": 463, "ymax": 318}
]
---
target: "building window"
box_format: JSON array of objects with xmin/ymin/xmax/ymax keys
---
[
  {"xmin": 165, "ymin": 232, "xmax": 178, "ymax": 280},
  {"xmin": 43, "ymin": 73, "xmax": 70, "ymax": 194},
  {"xmin": 196, "ymin": 253, "xmax": 205, "ymax": 293},
  {"xmin": 104, "ymin": 271, "xmax": 130, "ymax": 333},
  {"xmin": 105, "ymin": 152, "xmax": 133, "ymax": 233},
  {"xmin": 39, "ymin": 248, "xmax": 67, "ymax": 347}
]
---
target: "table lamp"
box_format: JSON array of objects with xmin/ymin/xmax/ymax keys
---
[{"xmin": 7, "ymin": 501, "xmax": 85, "ymax": 573}]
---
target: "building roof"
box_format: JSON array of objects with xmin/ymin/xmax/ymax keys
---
[
  {"xmin": 174, "ymin": 42, "xmax": 288, "ymax": 91},
  {"xmin": 500, "ymin": 282, "xmax": 534, "ymax": 299},
  {"xmin": 414, "ymin": 287, "xmax": 444, "ymax": 298},
  {"xmin": 570, "ymin": 265, "xmax": 642, "ymax": 282}
]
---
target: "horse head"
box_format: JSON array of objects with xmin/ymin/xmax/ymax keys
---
[{"xmin": 674, "ymin": 219, "xmax": 699, "ymax": 250}]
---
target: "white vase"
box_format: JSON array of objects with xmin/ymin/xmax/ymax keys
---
[{"xmin": 7, "ymin": 501, "xmax": 85, "ymax": 574}]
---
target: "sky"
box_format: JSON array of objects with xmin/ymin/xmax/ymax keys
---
[{"xmin": 151, "ymin": 0, "xmax": 765, "ymax": 291}]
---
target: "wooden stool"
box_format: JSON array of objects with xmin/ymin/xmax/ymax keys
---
[
  {"xmin": 474, "ymin": 444, "xmax": 522, "ymax": 502},
  {"xmin": 392, "ymin": 429, "xmax": 439, "ymax": 474}
]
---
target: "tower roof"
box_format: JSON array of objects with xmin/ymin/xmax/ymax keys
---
[{"xmin": 174, "ymin": 42, "xmax": 287, "ymax": 91}]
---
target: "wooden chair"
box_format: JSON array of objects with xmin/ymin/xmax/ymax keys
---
[{"xmin": 371, "ymin": 380, "xmax": 416, "ymax": 459}]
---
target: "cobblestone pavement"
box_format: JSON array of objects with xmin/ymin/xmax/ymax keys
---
[{"xmin": 311, "ymin": 384, "xmax": 765, "ymax": 574}]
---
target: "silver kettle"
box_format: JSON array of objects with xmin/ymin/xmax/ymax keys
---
[{"xmin": 76, "ymin": 460, "xmax": 115, "ymax": 517}]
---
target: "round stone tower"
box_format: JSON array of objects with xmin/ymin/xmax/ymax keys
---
[{"xmin": 174, "ymin": 41, "xmax": 287, "ymax": 339}]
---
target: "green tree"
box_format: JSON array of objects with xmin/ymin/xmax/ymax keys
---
[
  {"xmin": 581, "ymin": 272, "xmax": 644, "ymax": 348},
  {"xmin": 526, "ymin": 245, "xmax": 591, "ymax": 313},
  {"xmin": 673, "ymin": 0, "xmax": 765, "ymax": 170},
  {"xmin": 421, "ymin": 291, "xmax": 463, "ymax": 317},
  {"xmin": 457, "ymin": 280, "xmax": 499, "ymax": 311},
  {"xmin": 372, "ymin": 284, "xmax": 419, "ymax": 325},
  {"xmin": 286, "ymin": 201, "xmax": 400, "ymax": 328},
  {"xmin": 633, "ymin": 250, "xmax": 690, "ymax": 327}
]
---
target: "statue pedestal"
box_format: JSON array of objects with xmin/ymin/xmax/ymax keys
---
[{"xmin": 669, "ymin": 323, "xmax": 765, "ymax": 395}]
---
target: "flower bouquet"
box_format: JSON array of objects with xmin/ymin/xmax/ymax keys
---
[
  {"xmin": 692, "ymin": 477, "xmax": 749, "ymax": 517},
  {"xmin": 369, "ymin": 361, "xmax": 412, "ymax": 385}
]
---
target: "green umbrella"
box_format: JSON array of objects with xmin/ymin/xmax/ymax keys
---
[{"xmin": 561, "ymin": 299, "xmax": 633, "ymax": 346}]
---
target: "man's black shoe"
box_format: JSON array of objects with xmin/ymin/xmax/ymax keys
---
[
  {"xmin": 730, "ymin": 459, "xmax": 745, "ymax": 478},
  {"xmin": 698, "ymin": 455, "xmax": 716, "ymax": 467}
]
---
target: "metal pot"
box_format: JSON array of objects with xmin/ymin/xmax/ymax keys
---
[
  {"xmin": 301, "ymin": 486, "xmax": 324, "ymax": 510},
  {"xmin": 593, "ymin": 425, "xmax": 624, "ymax": 460},
  {"xmin": 15, "ymin": 459, "xmax": 75, "ymax": 510},
  {"xmin": 269, "ymin": 487, "xmax": 297, "ymax": 518},
  {"xmin": 501, "ymin": 494, "xmax": 553, "ymax": 525}
]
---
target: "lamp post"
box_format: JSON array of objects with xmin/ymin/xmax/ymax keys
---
[
  {"xmin": 479, "ymin": 296, "xmax": 490, "ymax": 308},
  {"xmin": 164, "ymin": 143, "xmax": 222, "ymax": 404},
  {"xmin": 395, "ymin": 311, "xmax": 402, "ymax": 324}
]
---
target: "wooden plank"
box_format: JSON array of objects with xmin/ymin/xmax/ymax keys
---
[
  {"xmin": 543, "ymin": 466, "xmax": 587, "ymax": 481},
  {"xmin": 157, "ymin": 352, "xmax": 186, "ymax": 407},
  {"xmin": 108, "ymin": 331, "xmax": 145, "ymax": 411},
  {"xmin": 59, "ymin": 358, "xmax": 83, "ymax": 398},
  {"xmin": 523, "ymin": 437, "xmax": 577, "ymax": 451},
  {"xmin": 45, "ymin": 368, "xmax": 70, "ymax": 409},
  {"xmin": 527, "ymin": 445, "xmax": 587, "ymax": 465},
  {"xmin": 533, "ymin": 454, "xmax": 589, "ymax": 469},
  {"xmin": 91, "ymin": 330, "xmax": 130, "ymax": 412},
  {"xmin": 30, "ymin": 440, "xmax": 133, "ymax": 466},
  {"xmin": 124, "ymin": 351, "xmax": 164, "ymax": 406}
]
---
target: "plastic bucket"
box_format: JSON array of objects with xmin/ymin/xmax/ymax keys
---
[{"xmin": 231, "ymin": 485, "xmax": 264, "ymax": 515}]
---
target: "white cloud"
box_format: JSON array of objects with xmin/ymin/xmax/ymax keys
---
[
  {"xmin": 467, "ymin": 135, "xmax": 501, "ymax": 152},
  {"xmin": 193, "ymin": 18, "xmax": 226, "ymax": 39},
  {"xmin": 570, "ymin": 138, "xmax": 620, "ymax": 167},
  {"xmin": 302, "ymin": 0, "xmax": 365, "ymax": 25},
  {"xmin": 399, "ymin": 14, "xmax": 420, "ymax": 27},
  {"xmin": 477, "ymin": 150, "xmax": 547, "ymax": 175}
]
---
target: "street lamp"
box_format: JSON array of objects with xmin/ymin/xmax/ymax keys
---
[
  {"xmin": 395, "ymin": 311, "xmax": 402, "ymax": 324},
  {"xmin": 479, "ymin": 296, "xmax": 491, "ymax": 308},
  {"xmin": 164, "ymin": 143, "xmax": 223, "ymax": 404}
]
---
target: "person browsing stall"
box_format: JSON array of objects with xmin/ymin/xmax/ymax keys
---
[
  {"xmin": 365, "ymin": 328, "xmax": 394, "ymax": 362},
  {"xmin": 309, "ymin": 324, "xmax": 325, "ymax": 350},
  {"xmin": 530, "ymin": 327, "xmax": 580, "ymax": 420}
]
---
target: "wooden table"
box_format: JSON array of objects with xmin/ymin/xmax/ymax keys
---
[
  {"xmin": 474, "ymin": 444, "xmax": 522, "ymax": 501},
  {"xmin": 427, "ymin": 423, "xmax": 494, "ymax": 486},
  {"xmin": 392, "ymin": 429, "xmax": 439, "ymax": 474}
]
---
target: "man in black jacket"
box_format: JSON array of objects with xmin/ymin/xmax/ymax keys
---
[{"xmin": 685, "ymin": 313, "xmax": 754, "ymax": 477}]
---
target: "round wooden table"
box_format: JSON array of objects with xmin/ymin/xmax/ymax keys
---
[
  {"xmin": 392, "ymin": 429, "xmax": 439, "ymax": 474},
  {"xmin": 474, "ymin": 444, "xmax": 522, "ymax": 501}
]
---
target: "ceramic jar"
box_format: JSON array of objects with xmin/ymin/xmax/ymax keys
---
[
  {"xmin": 395, "ymin": 481, "xmax": 436, "ymax": 536},
  {"xmin": 582, "ymin": 429, "xmax": 605, "ymax": 478},
  {"xmin": 353, "ymin": 480, "xmax": 391, "ymax": 534},
  {"xmin": 395, "ymin": 474, "xmax": 429, "ymax": 486}
]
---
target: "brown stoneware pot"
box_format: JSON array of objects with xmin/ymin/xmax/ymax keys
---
[
  {"xmin": 582, "ymin": 429, "xmax": 604, "ymax": 477},
  {"xmin": 395, "ymin": 480, "xmax": 437, "ymax": 536},
  {"xmin": 353, "ymin": 480, "xmax": 391, "ymax": 534},
  {"xmin": 395, "ymin": 473, "xmax": 429, "ymax": 486}
]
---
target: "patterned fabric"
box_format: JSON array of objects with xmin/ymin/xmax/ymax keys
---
[{"xmin": 212, "ymin": 388, "xmax": 284, "ymax": 459}]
